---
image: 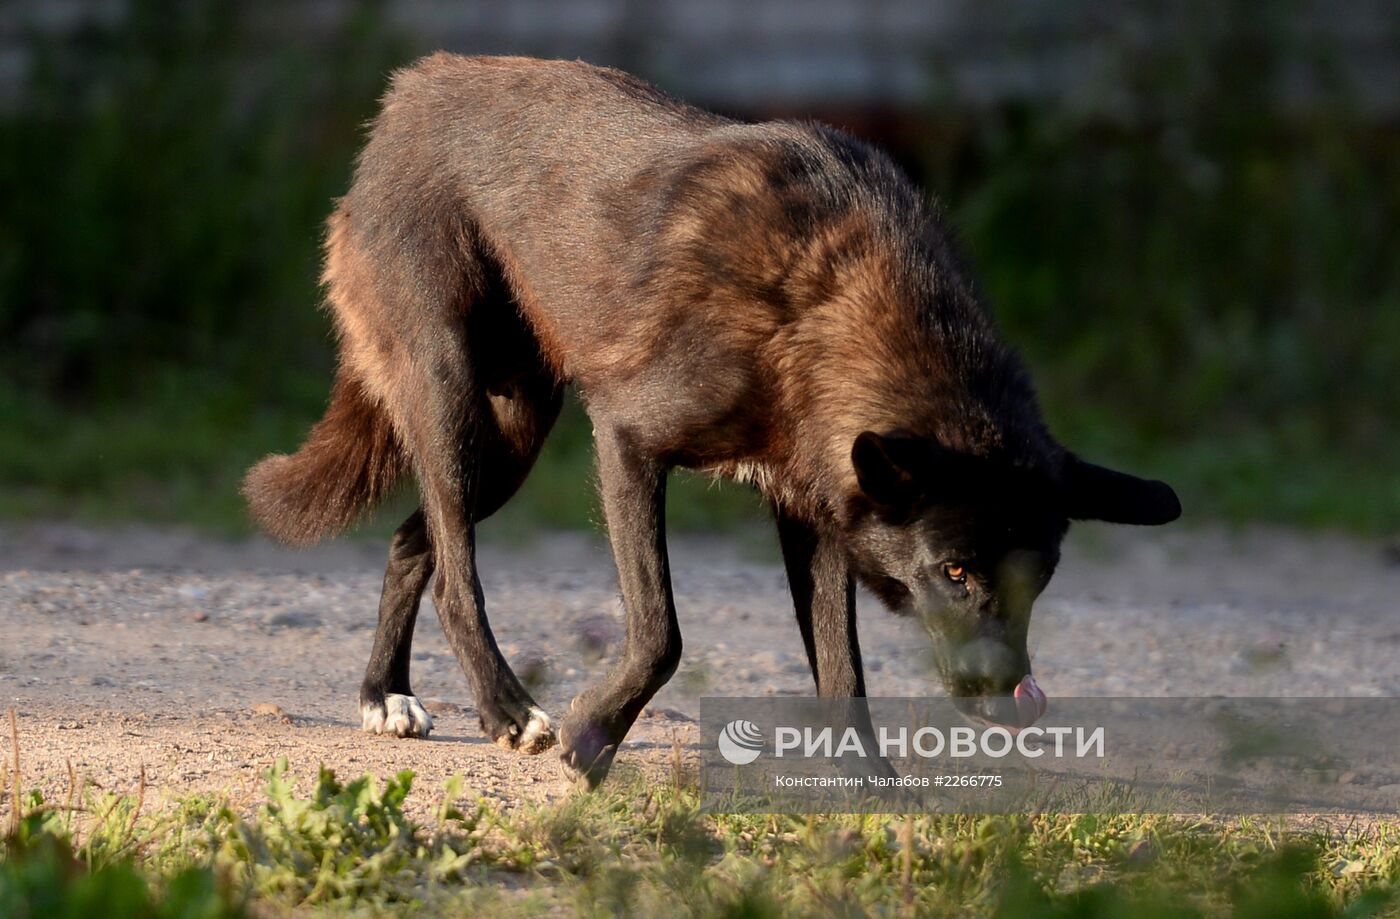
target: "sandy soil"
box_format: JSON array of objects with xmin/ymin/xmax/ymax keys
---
[{"xmin": 2, "ymin": 520, "xmax": 1398, "ymax": 818}]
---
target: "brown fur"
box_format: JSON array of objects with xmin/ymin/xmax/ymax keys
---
[
  {"xmin": 247, "ymin": 55, "xmax": 1042, "ymax": 540},
  {"xmin": 243, "ymin": 370, "xmax": 405, "ymax": 546},
  {"xmin": 244, "ymin": 55, "xmax": 1178, "ymax": 784}
]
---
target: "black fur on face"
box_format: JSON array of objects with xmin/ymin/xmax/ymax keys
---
[{"xmin": 843, "ymin": 430, "xmax": 1178, "ymax": 700}]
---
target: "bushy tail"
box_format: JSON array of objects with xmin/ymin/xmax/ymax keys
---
[{"xmin": 243, "ymin": 371, "xmax": 407, "ymax": 546}]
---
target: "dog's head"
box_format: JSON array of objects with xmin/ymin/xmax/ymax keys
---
[{"xmin": 841, "ymin": 431, "xmax": 1180, "ymax": 729}]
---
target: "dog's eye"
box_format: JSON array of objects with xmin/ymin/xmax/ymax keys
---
[{"xmin": 943, "ymin": 563, "xmax": 967, "ymax": 584}]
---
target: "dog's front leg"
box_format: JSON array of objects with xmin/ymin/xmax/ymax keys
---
[
  {"xmin": 559, "ymin": 425, "xmax": 681, "ymax": 789},
  {"xmin": 776, "ymin": 510, "xmax": 864, "ymax": 696},
  {"xmin": 777, "ymin": 510, "xmax": 898, "ymax": 780}
]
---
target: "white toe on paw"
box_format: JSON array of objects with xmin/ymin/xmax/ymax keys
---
[
  {"xmin": 360, "ymin": 694, "xmax": 433, "ymax": 738},
  {"xmin": 360, "ymin": 700, "xmax": 386, "ymax": 734},
  {"xmin": 519, "ymin": 706, "xmax": 554, "ymax": 751}
]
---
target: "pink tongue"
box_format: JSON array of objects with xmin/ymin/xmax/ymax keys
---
[{"xmin": 1013, "ymin": 675, "xmax": 1049, "ymax": 727}]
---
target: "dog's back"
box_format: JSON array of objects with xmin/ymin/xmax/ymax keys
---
[{"xmin": 247, "ymin": 53, "xmax": 1034, "ymax": 537}]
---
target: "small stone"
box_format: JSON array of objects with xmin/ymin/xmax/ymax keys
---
[
  {"xmin": 751, "ymin": 650, "xmax": 774, "ymax": 668},
  {"xmin": 188, "ymin": 611, "xmax": 209, "ymax": 623},
  {"xmin": 575, "ymin": 613, "xmax": 621, "ymax": 660},
  {"xmin": 251, "ymin": 703, "xmax": 293, "ymax": 724},
  {"xmin": 640, "ymin": 706, "xmax": 696, "ymax": 723},
  {"xmin": 264, "ymin": 611, "xmax": 319, "ymax": 629},
  {"xmin": 516, "ymin": 651, "xmax": 551, "ymax": 691}
]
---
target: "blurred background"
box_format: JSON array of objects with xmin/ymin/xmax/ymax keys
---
[{"xmin": 1, "ymin": 0, "xmax": 1396, "ymax": 537}]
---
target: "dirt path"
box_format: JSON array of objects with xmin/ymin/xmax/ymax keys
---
[{"xmin": 3, "ymin": 521, "xmax": 1399, "ymax": 817}]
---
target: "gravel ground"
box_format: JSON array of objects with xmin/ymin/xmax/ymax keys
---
[{"xmin": 2, "ymin": 520, "xmax": 1399, "ymax": 817}]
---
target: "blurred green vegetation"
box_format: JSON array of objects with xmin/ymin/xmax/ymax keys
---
[
  {"xmin": 919, "ymin": 4, "xmax": 1400, "ymax": 533},
  {"xmin": 0, "ymin": 0, "xmax": 1396, "ymax": 536},
  {"xmin": 5, "ymin": 758, "xmax": 1400, "ymax": 916}
]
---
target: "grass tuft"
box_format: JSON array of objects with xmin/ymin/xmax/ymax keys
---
[{"xmin": 4, "ymin": 757, "xmax": 1400, "ymax": 917}]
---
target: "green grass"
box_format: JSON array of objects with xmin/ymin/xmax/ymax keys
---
[{"xmin": 4, "ymin": 760, "xmax": 1400, "ymax": 917}]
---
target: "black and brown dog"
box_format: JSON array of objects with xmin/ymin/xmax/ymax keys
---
[{"xmin": 244, "ymin": 54, "xmax": 1180, "ymax": 788}]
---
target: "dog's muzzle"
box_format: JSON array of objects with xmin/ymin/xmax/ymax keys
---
[{"xmin": 951, "ymin": 674, "xmax": 1048, "ymax": 731}]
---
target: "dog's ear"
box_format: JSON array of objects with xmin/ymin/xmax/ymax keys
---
[
  {"xmin": 854, "ymin": 432, "xmax": 999, "ymax": 509},
  {"xmin": 852, "ymin": 431, "xmax": 932, "ymax": 507},
  {"xmin": 1062, "ymin": 457, "xmax": 1181, "ymax": 525}
]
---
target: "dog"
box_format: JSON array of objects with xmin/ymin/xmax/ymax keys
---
[{"xmin": 243, "ymin": 54, "xmax": 1180, "ymax": 788}]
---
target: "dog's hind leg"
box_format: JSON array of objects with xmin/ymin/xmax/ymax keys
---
[
  {"xmin": 359, "ymin": 508, "xmax": 436, "ymax": 736},
  {"xmin": 559, "ymin": 423, "xmax": 681, "ymax": 788},
  {"xmin": 358, "ymin": 375, "xmax": 562, "ymax": 739},
  {"xmin": 387, "ymin": 347, "xmax": 556, "ymax": 753},
  {"xmin": 325, "ymin": 199, "xmax": 555, "ymax": 756}
]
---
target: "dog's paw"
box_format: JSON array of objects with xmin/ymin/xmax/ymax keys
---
[
  {"xmin": 558, "ymin": 707, "xmax": 620, "ymax": 790},
  {"xmin": 489, "ymin": 704, "xmax": 556, "ymax": 755},
  {"xmin": 361, "ymin": 694, "xmax": 433, "ymax": 738},
  {"xmin": 558, "ymin": 741, "xmax": 618, "ymax": 792}
]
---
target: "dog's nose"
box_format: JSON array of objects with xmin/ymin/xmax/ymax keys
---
[
  {"xmin": 951, "ymin": 673, "xmax": 1047, "ymax": 729},
  {"xmin": 949, "ymin": 637, "xmax": 1024, "ymax": 683}
]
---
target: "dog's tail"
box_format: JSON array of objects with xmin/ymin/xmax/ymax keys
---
[{"xmin": 242, "ymin": 370, "xmax": 407, "ymax": 546}]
